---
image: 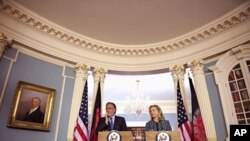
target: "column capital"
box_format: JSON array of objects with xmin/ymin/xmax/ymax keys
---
[
  {"xmin": 188, "ymin": 59, "xmax": 204, "ymax": 74},
  {"xmin": 170, "ymin": 64, "xmax": 185, "ymax": 80},
  {"xmin": 92, "ymin": 67, "xmax": 108, "ymax": 83},
  {"xmin": 0, "ymin": 32, "xmax": 8, "ymax": 42},
  {"xmin": 74, "ymin": 63, "xmax": 90, "ymax": 79},
  {"xmin": 0, "ymin": 32, "xmax": 12, "ymax": 59}
]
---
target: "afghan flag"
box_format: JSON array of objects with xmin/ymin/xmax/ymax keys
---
[
  {"xmin": 89, "ymin": 82, "xmax": 102, "ymax": 141},
  {"xmin": 189, "ymin": 77, "xmax": 207, "ymax": 141}
]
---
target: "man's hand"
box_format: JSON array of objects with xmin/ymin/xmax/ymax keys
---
[{"xmin": 105, "ymin": 114, "xmax": 109, "ymax": 125}]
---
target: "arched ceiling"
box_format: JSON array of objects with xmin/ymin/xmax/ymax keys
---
[
  {"xmin": 14, "ymin": 0, "xmax": 247, "ymax": 45},
  {"xmin": 1, "ymin": 0, "xmax": 249, "ymax": 72}
]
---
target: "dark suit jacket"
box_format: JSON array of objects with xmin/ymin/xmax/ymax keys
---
[
  {"xmin": 145, "ymin": 120, "xmax": 172, "ymax": 131},
  {"xmin": 23, "ymin": 106, "xmax": 44, "ymax": 123},
  {"xmin": 96, "ymin": 116, "xmax": 128, "ymax": 133}
]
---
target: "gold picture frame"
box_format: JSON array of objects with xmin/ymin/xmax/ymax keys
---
[{"xmin": 7, "ymin": 81, "xmax": 56, "ymax": 131}]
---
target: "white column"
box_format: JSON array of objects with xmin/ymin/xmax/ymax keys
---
[
  {"xmin": 189, "ymin": 59, "xmax": 217, "ymax": 141},
  {"xmin": 171, "ymin": 65, "xmax": 190, "ymax": 114},
  {"xmin": 91, "ymin": 67, "xmax": 107, "ymax": 122},
  {"xmin": 67, "ymin": 63, "xmax": 89, "ymax": 141}
]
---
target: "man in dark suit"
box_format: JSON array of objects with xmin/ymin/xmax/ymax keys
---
[
  {"xmin": 96, "ymin": 102, "xmax": 127, "ymax": 133},
  {"xmin": 23, "ymin": 97, "xmax": 44, "ymax": 123}
]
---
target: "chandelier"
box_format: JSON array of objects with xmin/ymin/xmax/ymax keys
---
[{"xmin": 124, "ymin": 80, "xmax": 149, "ymax": 117}]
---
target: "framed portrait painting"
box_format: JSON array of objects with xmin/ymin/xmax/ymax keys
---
[{"xmin": 7, "ymin": 81, "xmax": 56, "ymax": 131}]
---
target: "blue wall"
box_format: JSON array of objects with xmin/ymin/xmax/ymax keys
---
[
  {"xmin": 205, "ymin": 62, "xmax": 227, "ymax": 141},
  {"xmin": 0, "ymin": 48, "xmax": 229, "ymax": 141},
  {"xmin": 0, "ymin": 48, "xmax": 75, "ymax": 141}
]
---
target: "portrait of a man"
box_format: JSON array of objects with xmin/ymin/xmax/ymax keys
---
[
  {"xmin": 15, "ymin": 89, "xmax": 48, "ymax": 124},
  {"xmin": 23, "ymin": 97, "xmax": 44, "ymax": 123},
  {"xmin": 7, "ymin": 81, "xmax": 56, "ymax": 131}
]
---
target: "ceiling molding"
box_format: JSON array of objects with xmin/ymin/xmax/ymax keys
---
[{"xmin": 1, "ymin": 0, "xmax": 250, "ymax": 57}]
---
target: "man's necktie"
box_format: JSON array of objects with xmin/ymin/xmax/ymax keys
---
[{"xmin": 110, "ymin": 117, "xmax": 114, "ymax": 130}]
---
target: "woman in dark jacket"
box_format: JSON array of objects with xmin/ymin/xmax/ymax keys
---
[{"xmin": 145, "ymin": 104, "xmax": 172, "ymax": 131}]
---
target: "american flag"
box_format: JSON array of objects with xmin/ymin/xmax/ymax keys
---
[
  {"xmin": 74, "ymin": 81, "xmax": 89, "ymax": 141},
  {"xmin": 177, "ymin": 81, "xmax": 192, "ymax": 141}
]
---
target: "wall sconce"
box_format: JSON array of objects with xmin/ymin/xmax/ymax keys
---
[{"xmin": 0, "ymin": 32, "xmax": 12, "ymax": 59}]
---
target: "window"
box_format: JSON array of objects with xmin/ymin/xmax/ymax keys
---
[
  {"xmin": 228, "ymin": 62, "xmax": 250, "ymax": 124},
  {"xmin": 87, "ymin": 71, "xmax": 192, "ymax": 130},
  {"xmin": 211, "ymin": 44, "xmax": 250, "ymax": 137}
]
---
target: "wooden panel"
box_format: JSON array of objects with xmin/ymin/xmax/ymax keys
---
[
  {"xmin": 145, "ymin": 131, "xmax": 181, "ymax": 141},
  {"xmin": 128, "ymin": 127, "xmax": 145, "ymax": 141},
  {"xmin": 98, "ymin": 131, "xmax": 133, "ymax": 141}
]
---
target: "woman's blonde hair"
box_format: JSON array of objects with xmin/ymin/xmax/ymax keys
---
[{"xmin": 149, "ymin": 104, "xmax": 165, "ymax": 120}]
